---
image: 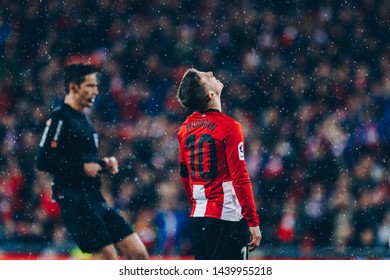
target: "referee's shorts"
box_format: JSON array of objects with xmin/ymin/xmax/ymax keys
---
[
  {"xmin": 190, "ymin": 217, "xmax": 250, "ymax": 260},
  {"xmin": 57, "ymin": 190, "xmax": 134, "ymax": 253}
]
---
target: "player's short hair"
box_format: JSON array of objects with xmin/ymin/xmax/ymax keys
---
[
  {"xmin": 177, "ymin": 68, "xmax": 209, "ymax": 111},
  {"xmin": 63, "ymin": 63, "xmax": 98, "ymax": 94}
]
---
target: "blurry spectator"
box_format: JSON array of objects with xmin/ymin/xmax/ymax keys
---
[
  {"xmin": 352, "ymin": 189, "xmax": 378, "ymax": 247},
  {"xmin": 276, "ymin": 197, "xmax": 302, "ymax": 245},
  {"xmin": 302, "ymin": 182, "xmax": 332, "ymax": 246},
  {"xmin": 328, "ymin": 171, "xmax": 355, "ymax": 252},
  {"xmin": 377, "ymin": 209, "xmax": 390, "ymax": 247},
  {"xmin": 39, "ymin": 225, "xmax": 73, "ymax": 259},
  {"xmin": 154, "ymin": 182, "xmax": 188, "ymax": 256}
]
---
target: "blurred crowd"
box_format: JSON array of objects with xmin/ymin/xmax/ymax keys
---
[{"xmin": 1, "ymin": 0, "xmax": 390, "ymax": 257}]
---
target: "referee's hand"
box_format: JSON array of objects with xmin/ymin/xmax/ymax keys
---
[
  {"xmin": 103, "ymin": 156, "xmax": 119, "ymax": 174},
  {"xmin": 84, "ymin": 162, "xmax": 102, "ymax": 177},
  {"xmin": 248, "ymin": 226, "xmax": 262, "ymax": 252}
]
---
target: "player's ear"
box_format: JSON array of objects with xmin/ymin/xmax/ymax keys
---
[
  {"xmin": 207, "ymin": 90, "xmax": 216, "ymax": 100},
  {"xmin": 69, "ymin": 82, "xmax": 78, "ymax": 94}
]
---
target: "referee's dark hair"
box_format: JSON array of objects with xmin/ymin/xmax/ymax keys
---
[{"xmin": 63, "ymin": 63, "xmax": 98, "ymax": 94}]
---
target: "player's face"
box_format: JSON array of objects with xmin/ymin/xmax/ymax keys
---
[
  {"xmin": 74, "ymin": 73, "xmax": 99, "ymax": 109},
  {"xmin": 197, "ymin": 70, "xmax": 224, "ymax": 95}
]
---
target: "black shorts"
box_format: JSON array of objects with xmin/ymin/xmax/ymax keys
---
[
  {"xmin": 57, "ymin": 190, "xmax": 134, "ymax": 253},
  {"xmin": 190, "ymin": 217, "xmax": 250, "ymax": 260}
]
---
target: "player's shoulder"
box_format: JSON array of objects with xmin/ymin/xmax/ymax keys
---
[
  {"xmin": 221, "ymin": 113, "xmax": 238, "ymax": 124},
  {"xmin": 216, "ymin": 113, "xmax": 241, "ymax": 129},
  {"xmin": 179, "ymin": 111, "xmax": 202, "ymax": 130},
  {"xmin": 48, "ymin": 104, "xmax": 69, "ymax": 121},
  {"xmin": 47, "ymin": 105, "xmax": 60, "ymax": 117}
]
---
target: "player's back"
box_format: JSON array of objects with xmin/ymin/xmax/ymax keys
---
[{"xmin": 178, "ymin": 109, "xmax": 244, "ymax": 221}]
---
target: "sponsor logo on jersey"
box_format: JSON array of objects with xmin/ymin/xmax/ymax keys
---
[{"xmin": 238, "ymin": 142, "xmax": 245, "ymax": 160}]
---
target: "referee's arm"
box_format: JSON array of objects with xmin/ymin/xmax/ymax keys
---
[{"xmin": 36, "ymin": 115, "xmax": 65, "ymax": 174}]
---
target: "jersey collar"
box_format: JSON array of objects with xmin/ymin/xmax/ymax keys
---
[{"xmin": 198, "ymin": 109, "xmax": 220, "ymax": 113}]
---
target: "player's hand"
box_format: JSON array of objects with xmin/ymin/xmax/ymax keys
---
[
  {"xmin": 248, "ymin": 226, "xmax": 262, "ymax": 252},
  {"xmin": 103, "ymin": 156, "xmax": 119, "ymax": 174},
  {"xmin": 84, "ymin": 162, "xmax": 102, "ymax": 177}
]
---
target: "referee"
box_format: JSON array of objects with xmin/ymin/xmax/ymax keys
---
[{"xmin": 36, "ymin": 63, "xmax": 148, "ymax": 260}]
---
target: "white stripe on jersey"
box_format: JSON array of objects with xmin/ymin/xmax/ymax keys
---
[
  {"xmin": 191, "ymin": 181, "xmax": 243, "ymax": 222},
  {"xmin": 53, "ymin": 120, "xmax": 63, "ymax": 141},
  {"xmin": 39, "ymin": 125, "xmax": 50, "ymax": 147},
  {"xmin": 193, "ymin": 184, "xmax": 207, "ymax": 217},
  {"xmin": 39, "ymin": 120, "xmax": 63, "ymax": 147},
  {"xmin": 221, "ymin": 181, "xmax": 243, "ymax": 222}
]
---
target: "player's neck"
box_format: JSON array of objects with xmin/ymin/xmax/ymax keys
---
[
  {"xmin": 65, "ymin": 94, "xmax": 84, "ymax": 112},
  {"xmin": 208, "ymin": 101, "xmax": 222, "ymax": 112}
]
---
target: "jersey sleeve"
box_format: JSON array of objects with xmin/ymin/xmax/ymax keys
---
[
  {"xmin": 225, "ymin": 121, "xmax": 260, "ymax": 227},
  {"xmin": 178, "ymin": 133, "xmax": 192, "ymax": 202},
  {"xmin": 35, "ymin": 113, "xmax": 84, "ymax": 177}
]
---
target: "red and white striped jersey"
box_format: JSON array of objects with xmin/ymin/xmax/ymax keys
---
[{"xmin": 178, "ymin": 110, "xmax": 260, "ymax": 227}]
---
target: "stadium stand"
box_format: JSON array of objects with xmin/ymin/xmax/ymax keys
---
[{"xmin": 1, "ymin": 0, "xmax": 390, "ymax": 259}]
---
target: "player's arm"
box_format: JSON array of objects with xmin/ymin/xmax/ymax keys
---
[
  {"xmin": 225, "ymin": 121, "xmax": 261, "ymax": 250},
  {"xmin": 36, "ymin": 114, "xmax": 66, "ymax": 174},
  {"xmin": 178, "ymin": 134, "xmax": 192, "ymax": 202},
  {"xmin": 225, "ymin": 121, "xmax": 260, "ymax": 228},
  {"xmin": 36, "ymin": 114, "xmax": 84, "ymax": 177},
  {"xmin": 248, "ymin": 226, "xmax": 262, "ymax": 252}
]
